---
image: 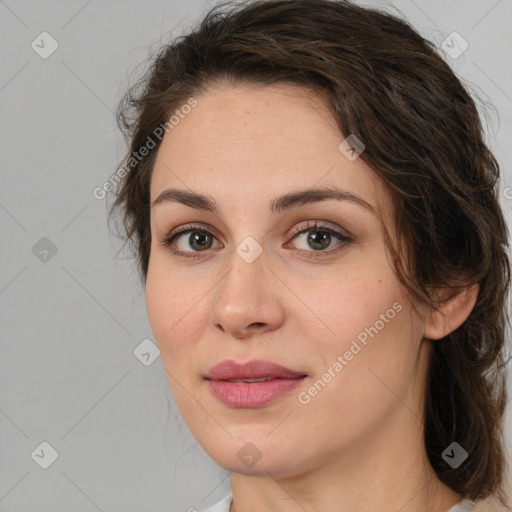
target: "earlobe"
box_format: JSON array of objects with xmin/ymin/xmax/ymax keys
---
[{"xmin": 424, "ymin": 283, "xmax": 479, "ymax": 340}]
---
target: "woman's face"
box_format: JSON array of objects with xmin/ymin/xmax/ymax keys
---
[{"xmin": 146, "ymin": 82, "xmax": 432, "ymax": 477}]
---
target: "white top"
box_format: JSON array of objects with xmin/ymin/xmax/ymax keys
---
[{"xmin": 202, "ymin": 493, "xmax": 476, "ymax": 512}]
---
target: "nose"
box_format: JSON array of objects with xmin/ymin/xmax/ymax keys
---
[{"xmin": 209, "ymin": 245, "xmax": 286, "ymax": 340}]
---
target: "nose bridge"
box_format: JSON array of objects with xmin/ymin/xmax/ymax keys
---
[
  {"xmin": 215, "ymin": 238, "xmax": 267, "ymax": 306},
  {"xmin": 210, "ymin": 238, "xmax": 283, "ymax": 335}
]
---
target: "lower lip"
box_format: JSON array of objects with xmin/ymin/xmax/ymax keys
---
[{"xmin": 206, "ymin": 377, "xmax": 307, "ymax": 408}]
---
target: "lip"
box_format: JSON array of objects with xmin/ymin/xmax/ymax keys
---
[
  {"xmin": 205, "ymin": 359, "xmax": 306, "ymax": 380},
  {"xmin": 204, "ymin": 359, "xmax": 308, "ymax": 408}
]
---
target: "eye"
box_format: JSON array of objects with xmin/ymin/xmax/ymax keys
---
[
  {"xmin": 160, "ymin": 223, "xmax": 222, "ymax": 259},
  {"xmin": 159, "ymin": 221, "xmax": 352, "ymax": 259},
  {"xmin": 285, "ymin": 220, "xmax": 353, "ymax": 257}
]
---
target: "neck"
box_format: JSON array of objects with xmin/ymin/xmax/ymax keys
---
[{"xmin": 228, "ymin": 410, "xmax": 463, "ymax": 512}]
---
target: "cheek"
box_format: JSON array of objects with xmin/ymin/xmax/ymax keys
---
[
  {"xmin": 145, "ymin": 268, "xmax": 208, "ymax": 415},
  {"xmin": 145, "ymin": 260, "xmax": 205, "ymax": 359},
  {"xmin": 297, "ymin": 302, "xmax": 415, "ymax": 444},
  {"xmin": 296, "ymin": 265, "xmax": 413, "ymax": 400},
  {"xmin": 294, "ymin": 258, "xmax": 404, "ymax": 350}
]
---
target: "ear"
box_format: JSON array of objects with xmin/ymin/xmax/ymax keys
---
[{"xmin": 423, "ymin": 283, "xmax": 479, "ymax": 340}]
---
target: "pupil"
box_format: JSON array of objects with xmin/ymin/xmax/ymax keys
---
[
  {"xmin": 190, "ymin": 232, "xmax": 211, "ymax": 250},
  {"xmin": 308, "ymin": 231, "xmax": 330, "ymax": 250}
]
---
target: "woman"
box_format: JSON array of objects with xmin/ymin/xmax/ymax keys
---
[{"xmin": 108, "ymin": 0, "xmax": 511, "ymax": 510}]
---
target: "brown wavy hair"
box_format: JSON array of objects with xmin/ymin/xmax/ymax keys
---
[{"xmin": 108, "ymin": 0, "xmax": 511, "ymax": 506}]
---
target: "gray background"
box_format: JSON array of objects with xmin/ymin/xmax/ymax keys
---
[{"xmin": 1, "ymin": 0, "xmax": 511, "ymax": 511}]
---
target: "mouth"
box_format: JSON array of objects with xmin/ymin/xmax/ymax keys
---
[
  {"xmin": 204, "ymin": 359, "xmax": 308, "ymax": 408},
  {"xmin": 220, "ymin": 377, "xmax": 280, "ymax": 383},
  {"xmin": 204, "ymin": 358, "xmax": 307, "ymax": 381}
]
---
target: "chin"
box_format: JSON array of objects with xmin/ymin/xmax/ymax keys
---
[{"xmin": 201, "ymin": 436, "xmax": 305, "ymax": 478}]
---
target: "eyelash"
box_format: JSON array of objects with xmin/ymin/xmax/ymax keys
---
[{"xmin": 159, "ymin": 221, "xmax": 353, "ymax": 260}]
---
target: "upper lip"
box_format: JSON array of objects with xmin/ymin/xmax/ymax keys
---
[{"xmin": 204, "ymin": 359, "xmax": 307, "ymax": 380}]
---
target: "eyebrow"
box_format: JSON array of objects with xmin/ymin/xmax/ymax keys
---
[{"xmin": 151, "ymin": 186, "xmax": 377, "ymax": 216}]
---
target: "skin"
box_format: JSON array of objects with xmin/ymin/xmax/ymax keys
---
[{"xmin": 145, "ymin": 82, "xmax": 479, "ymax": 512}]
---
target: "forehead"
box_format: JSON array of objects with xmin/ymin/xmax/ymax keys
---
[{"xmin": 150, "ymin": 82, "xmax": 392, "ymax": 221}]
